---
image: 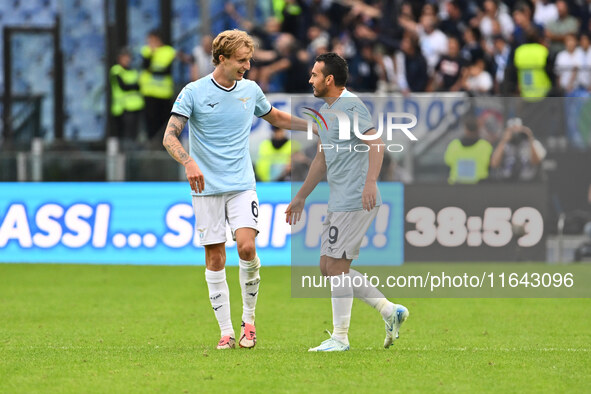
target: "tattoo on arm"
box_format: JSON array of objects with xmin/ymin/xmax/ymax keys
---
[{"xmin": 163, "ymin": 114, "xmax": 191, "ymax": 165}]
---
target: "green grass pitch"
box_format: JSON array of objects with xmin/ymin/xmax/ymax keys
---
[{"xmin": 1, "ymin": 264, "xmax": 590, "ymax": 393}]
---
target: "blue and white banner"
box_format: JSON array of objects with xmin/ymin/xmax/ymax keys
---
[
  {"xmin": 0, "ymin": 182, "xmax": 405, "ymax": 265},
  {"xmin": 0, "ymin": 183, "xmax": 290, "ymax": 265}
]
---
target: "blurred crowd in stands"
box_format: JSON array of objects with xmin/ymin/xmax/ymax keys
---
[
  {"xmin": 211, "ymin": 0, "xmax": 591, "ymax": 97},
  {"xmin": 109, "ymin": 0, "xmax": 591, "ymax": 182},
  {"xmin": 129, "ymin": 0, "xmax": 591, "ymax": 100}
]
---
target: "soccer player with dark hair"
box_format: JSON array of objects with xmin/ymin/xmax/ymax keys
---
[{"xmin": 286, "ymin": 53, "xmax": 409, "ymax": 352}]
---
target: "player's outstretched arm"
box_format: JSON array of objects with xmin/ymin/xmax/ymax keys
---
[
  {"xmin": 262, "ymin": 107, "xmax": 317, "ymax": 133},
  {"xmin": 286, "ymin": 142, "xmax": 326, "ymax": 225},
  {"xmin": 360, "ymin": 129, "xmax": 384, "ymax": 211},
  {"xmin": 162, "ymin": 114, "xmax": 204, "ymax": 193}
]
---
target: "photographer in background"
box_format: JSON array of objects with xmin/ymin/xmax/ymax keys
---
[{"xmin": 490, "ymin": 118, "xmax": 547, "ymax": 182}]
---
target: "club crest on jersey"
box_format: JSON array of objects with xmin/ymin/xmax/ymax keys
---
[{"xmin": 238, "ymin": 97, "xmax": 250, "ymax": 109}]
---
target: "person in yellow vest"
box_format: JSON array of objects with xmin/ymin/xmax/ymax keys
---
[
  {"xmin": 255, "ymin": 126, "xmax": 299, "ymax": 181},
  {"xmin": 444, "ymin": 116, "xmax": 493, "ymax": 184},
  {"xmin": 513, "ymin": 29, "xmax": 552, "ymax": 100},
  {"xmin": 110, "ymin": 47, "xmax": 144, "ymax": 145},
  {"xmin": 139, "ymin": 29, "xmax": 176, "ymax": 141}
]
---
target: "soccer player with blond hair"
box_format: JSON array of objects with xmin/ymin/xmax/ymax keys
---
[{"xmin": 163, "ymin": 29, "xmax": 309, "ymax": 349}]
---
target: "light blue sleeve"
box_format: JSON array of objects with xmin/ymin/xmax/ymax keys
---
[
  {"xmin": 253, "ymin": 83, "xmax": 272, "ymax": 117},
  {"xmin": 171, "ymin": 85, "xmax": 194, "ymax": 118},
  {"xmin": 357, "ymin": 102, "xmax": 375, "ymax": 134}
]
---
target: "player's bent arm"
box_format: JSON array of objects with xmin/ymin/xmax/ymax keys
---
[
  {"xmin": 163, "ymin": 114, "xmax": 204, "ymax": 193},
  {"xmin": 295, "ymin": 142, "xmax": 327, "ymax": 200},
  {"xmin": 360, "ymin": 129, "xmax": 384, "ymax": 183},
  {"xmin": 286, "ymin": 142, "xmax": 326, "ymax": 224},
  {"xmin": 262, "ymin": 107, "xmax": 315, "ymax": 133},
  {"xmin": 163, "ymin": 114, "xmax": 190, "ymax": 164},
  {"xmin": 360, "ymin": 129, "xmax": 384, "ymax": 211}
]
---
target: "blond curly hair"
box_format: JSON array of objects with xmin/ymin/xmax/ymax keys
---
[{"xmin": 212, "ymin": 29, "xmax": 254, "ymax": 66}]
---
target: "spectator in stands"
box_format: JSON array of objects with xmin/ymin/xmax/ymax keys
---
[
  {"xmin": 306, "ymin": 25, "xmax": 330, "ymax": 59},
  {"xmin": 555, "ymin": 33, "xmax": 584, "ymax": 94},
  {"xmin": 227, "ymin": 7, "xmax": 281, "ymax": 54},
  {"xmin": 431, "ymin": 35, "xmax": 465, "ymax": 92},
  {"xmin": 349, "ymin": 43, "xmax": 379, "ymax": 92},
  {"xmin": 479, "ymin": 0, "xmax": 515, "ymax": 42},
  {"xmin": 242, "ymin": 17, "xmax": 283, "ymax": 83},
  {"xmin": 278, "ymin": 0, "xmax": 310, "ymax": 42},
  {"xmin": 330, "ymin": 37, "xmax": 354, "ymax": 62},
  {"xmin": 395, "ymin": 34, "xmax": 429, "ymax": 93},
  {"xmin": 546, "ymin": 0, "xmax": 579, "ymax": 54},
  {"xmin": 109, "ymin": 47, "xmax": 144, "ymax": 148},
  {"xmin": 438, "ymin": 0, "xmax": 468, "ymax": 39},
  {"xmin": 444, "ymin": 115, "xmax": 493, "ymax": 184},
  {"xmin": 512, "ymin": 1, "xmax": 545, "ymax": 46},
  {"xmin": 399, "ymin": 11, "xmax": 448, "ymax": 72},
  {"xmin": 490, "ymin": 118, "xmax": 546, "ymax": 182},
  {"xmin": 492, "ymin": 34, "xmax": 511, "ymax": 93},
  {"xmin": 462, "ymin": 58, "xmax": 494, "ymax": 94},
  {"xmin": 461, "ymin": 27, "xmax": 485, "ymax": 64},
  {"xmin": 255, "ymin": 126, "xmax": 298, "ymax": 182},
  {"xmin": 512, "ymin": 29, "xmax": 553, "ymax": 99},
  {"xmin": 139, "ymin": 29, "xmax": 176, "ymax": 143},
  {"xmin": 581, "ymin": 6, "xmax": 591, "ymax": 36},
  {"xmin": 533, "ymin": 0, "xmax": 559, "ymax": 27},
  {"xmin": 578, "ymin": 32, "xmax": 591, "ymax": 91},
  {"xmin": 257, "ymin": 33, "xmax": 310, "ymax": 93},
  {"xmin": 375, "ymin": 0, "xmax": 404, "ymax": 55},
  {"xmin": 557, "ymin": 33, "xmax": 590, "ymax": 149},
  {"xmin": 191, "ymin": 35, "xmax": 214, "ymax": 81}
]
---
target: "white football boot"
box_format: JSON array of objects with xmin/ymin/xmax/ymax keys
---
[{"xmin": 384, "ymin": 304, "xmax": 409, "ymax": 349}]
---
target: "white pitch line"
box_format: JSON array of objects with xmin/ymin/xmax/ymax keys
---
[{"xmin": 381, "ymin": 347, "xmax": 590, "ymax": 352}]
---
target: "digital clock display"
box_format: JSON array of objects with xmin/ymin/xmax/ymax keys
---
[
  {"xmin": 406, "ymin": 206, "xmax": 544, "ymax": 248},
  {"xmin": 404, "ymin": 184, "xmax": 547, "ymax": 262}
]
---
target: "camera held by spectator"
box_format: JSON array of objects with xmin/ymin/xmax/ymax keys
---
[{"xmin": 490, "ymin": 118, "xmax": 547, "ymax": 182}]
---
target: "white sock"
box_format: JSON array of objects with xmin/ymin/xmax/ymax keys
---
[
  {"xmin": 349, "ymin": 269, "xmax": 395, "ymax": 320},
  {"xmin": 205, "ymin": 268, "xmax": 234, "ymax": 337},
  {"xmin": 239, "ymin": 255, "xmax": 261, "ymax": 325},
  {"xmin": 331, "ymin": 273, "xmax": 353, "ymax": 345}
]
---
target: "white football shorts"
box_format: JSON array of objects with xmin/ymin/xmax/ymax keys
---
[{"xmin": 191, "ymin": 189, "xmax": 259, "ymax": 245}]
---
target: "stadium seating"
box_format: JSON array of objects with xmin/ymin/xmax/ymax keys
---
[{"xmin": 0, "ymin": 0, "xmax": 57, "ymax": 138}]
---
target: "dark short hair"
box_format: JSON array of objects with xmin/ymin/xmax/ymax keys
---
[
  {"xmin": 148, "ymin": 29, "xmax": 162, "ymax": 40},
  {"xmin": 468, "ymin": 26, "xmax": 481, "ymax": 42},
  {"xmin": 315, "ymin": 52, "xmax": 348, "ymax": 87},
  {"xmin": 447, "ymin": 34, "xmax": 461, "ymax": 44},
  {"xmin": 464, "ymin": 115, "xmax": 479, "ymax": 133},
  {"xmin": 564, "ymin": 32, "xmax": 577, "ymax": 40},
  {"xmin": 118, "ymin": 47, "xmax": 132, "ymax": 57},
  {"xmin": 525, "ymin": 27, "xmax": 539, "ymax": 44},
  {"xmin": 513, "ymin": 1, "xmax": 531, "ymax": 14}
]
